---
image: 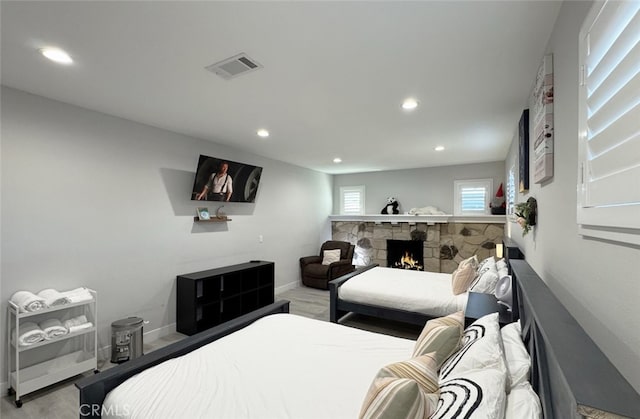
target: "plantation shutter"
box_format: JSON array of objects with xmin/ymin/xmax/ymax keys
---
[
  {"xmin": 461, "ymin": 187, "xmax": 487, "ymax": 213},
  {"xmin": 578, "ymin": 0, "xmax": 640, "ymax": 243},
  {"xmin": 454, "ymin": 179, "xmax": 492, "ymax": 216},
  {"xmin": 340, "ymin": 186, "xmax": 365, "ymax": 215}
]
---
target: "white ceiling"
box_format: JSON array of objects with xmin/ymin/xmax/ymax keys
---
[{"xmin": 0, "ymin": 1, "xmax": 561, "ymax": 174}]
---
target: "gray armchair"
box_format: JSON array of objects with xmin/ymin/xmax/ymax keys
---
[{"xmin": 300, "ymin": 240, "xmax": 355, "ymax": 290}]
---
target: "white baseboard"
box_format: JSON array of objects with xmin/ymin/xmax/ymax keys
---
[
  {"xmin": 275, "ymin": 280, "xmax": 300, "ymax": 295},
  {"xmin": 143, "ymin": 322, "xmax": 177, "ymax": 342}
]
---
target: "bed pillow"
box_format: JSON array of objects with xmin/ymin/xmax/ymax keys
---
[
  {"xmin": 495, "ymin": 258, "xmax": 509, "ymax": 280},
  {"xmin": 413, "ymin": 311, "xmax": 464, "ymax": 365},
  {"xmin": 432, "ymin": 368, "xmax": 507, "ymax": 419},
  {"xmin": 505, "ymin": 383, "xmax": 542, "ymax": 419},
  {"xmin": 439, "ymin": 313, "xmax": 509, "ymax": 389},
  {"xmin": 322, "ymin": 249, "xmax": 341, "ymax": 265},
  {"xmin": 359, "ymin": 353, "xmax": 440, "ymax": 419},
  {"xmin": 476, "ymin": 255, "xmax": 495, "ymax": 273},
  {"xmin": 469, "ymin": 258, "xmax": 500, "ymax": 293},
  {"xmin": 459, "ymin": 311, "xmax": 501, "ymax": 346},
  {"xmin": 501, "ymin": 321, "xmax": 531, "ymax": 388},
  {"xmin": 451, "ymin": 263, "xmax": 477, "ymax": 295}
]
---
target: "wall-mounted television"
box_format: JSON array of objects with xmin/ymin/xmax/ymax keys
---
[{"xmin": 191, "ymin": 155, "xmax": 263, "ymax": 203}]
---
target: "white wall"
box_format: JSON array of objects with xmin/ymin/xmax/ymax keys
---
[
  {"xmin": 0, "ymin": 87, "xmax": 332, "ymax": 379},
  {"xmin": 333, "ymin": 161, "xmax": 504, "ymax": 214},
  {"xmin": 506, "ymin": 0, "xmax": 640, "ymax": 392}
]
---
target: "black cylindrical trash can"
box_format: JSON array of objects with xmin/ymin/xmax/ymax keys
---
[{"xmin": 111, "ymin": 317, "xmax": 144, "ymax": 363}]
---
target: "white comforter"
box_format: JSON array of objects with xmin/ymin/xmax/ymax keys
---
[
  {"xmin": 339, "ymin": 267, "xmax": 468, "ymax": 316},
  {"xmin": 103, "ymin": 314, "xmax": 414, "ymax": 419}
]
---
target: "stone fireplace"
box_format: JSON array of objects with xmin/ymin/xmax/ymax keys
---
[
  {"xmin": 331, "ymin": 220, "xmax": 504, "ymax": 273},
  {"xmin": 387, "ymin": 239, "xmax": 424, "ymax": 270}
]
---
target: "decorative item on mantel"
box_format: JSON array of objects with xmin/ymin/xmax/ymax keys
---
[
  {"xmin": 490, "ymin": 183, "xmax": 506, "ymax": 215},
  {"xmin": 515, "ymin": 197, "xmax": 537, "ymax": 236},
  {"xmin": 408, "ymin": 205, "xmax": 446, "ymax": 215},
  {"xmin": 380, "ymin": 197, "xmax": 400, "ymax": 214}
]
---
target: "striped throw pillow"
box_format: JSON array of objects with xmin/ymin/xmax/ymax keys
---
[
  {"xmin": 377, "ymin": 353, "xmax": 440, "ymax": 394},
  {"xmin": 412, "ymin": 311, "xmax": 464, "ymax": 365},
  {"xmin": 360, "ymin": 353, "xmax": 440, "ymax": 419},
  {"xmin": 359, "ymin": 377, "xmax": 438, "ymax": 419},
  {"xmin": 451, "ymin": 262, "xmax": 477, "ymax": 295}
]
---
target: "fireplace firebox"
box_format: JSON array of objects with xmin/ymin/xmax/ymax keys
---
[{"xmin": 387, "ymin": 239, "xmax": 424, "ymax": 270}]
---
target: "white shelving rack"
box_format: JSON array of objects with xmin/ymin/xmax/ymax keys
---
[{"xmin": 6, "ymin": 289, "xmax": 98, "ymax": 407}]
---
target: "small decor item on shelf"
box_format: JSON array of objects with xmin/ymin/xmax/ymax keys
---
[
  {"xmin": 196, "ymin": 207, "xmax": 210, "ymax": 220},
  {"xmin": 215, "ymin": 205, "xmax": 228, "ymax": 220},
  {"xmin": 515, "ymin": 197, "xmax": 537, "ymax": 236}
]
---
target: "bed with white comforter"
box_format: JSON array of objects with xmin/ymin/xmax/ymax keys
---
[
  {"xmin": 338, "ymin": 267, "xmax": 467, "ymax": 317},
  {"xmin": 103, "ymin": 314, "xmax": 414, "ymax": 419}
]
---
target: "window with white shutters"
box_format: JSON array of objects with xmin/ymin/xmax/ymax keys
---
[
  {"xmin": 340, "ymin": 186, "xmax": 365, "ymax": 215},
  {"xmin": 454, "ymin": 179, "xmax": 493, "ymax": 216},
  {"xmin": 578, "ymin": 0, "xmax": 640, "ymax": 245}
]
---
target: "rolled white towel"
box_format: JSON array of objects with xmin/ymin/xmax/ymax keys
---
[
  {"xmin": 68, "ymin": 322, "xmax": 94, "ymax": 334},
  {"xmin": 63, "ymin": 315, "xmax": 88, "ymax": 330},
  {"xmin": 10, "ymin": 290, "xmax": 48, "ymax": 313},
  {"xmin": 39, "ymin": 318, "xmax": 69, "ymax": 340},
  {"xmin": 37, "ymin": 289, "xmax": 70, "ymax": 307},
  {"xmin": 12, "ymin": 322, "xmax": 46, "ymax": 346},
  {"xmin": 61, "ymin": 287, "xmax": 93, "ymax": 304}
]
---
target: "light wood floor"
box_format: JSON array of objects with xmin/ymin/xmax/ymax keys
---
[{"xmin": 2, "ymin": 285, "xmax": 421, "ymax": 418}]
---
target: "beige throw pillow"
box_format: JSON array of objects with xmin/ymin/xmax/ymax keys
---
[
  {"xmin": 322, "ymin": 249, "xmax": 341, "ymax": 265},
  {"xmin": 412, "ymin": 311, "xmax": 464, "ymax": 366},
  {"xmin": 359, "ymin": 353, "xmax": 440, "ymax": 419},
  {"xmin": 451, "ymin": 263, "xmax": 477, "ymax": 295},
  {"xmin": 459, "ymin": 254, "xmax": 478, "ymax": 270}
]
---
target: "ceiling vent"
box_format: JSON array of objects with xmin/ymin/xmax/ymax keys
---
[{"xmin": 205, "ymin": 53, "xmax": 263, "ymax": 80}]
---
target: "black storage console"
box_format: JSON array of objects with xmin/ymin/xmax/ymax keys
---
[{"xmin": 177, "ymin": 261, "xmax": 275, "ymax": 335}]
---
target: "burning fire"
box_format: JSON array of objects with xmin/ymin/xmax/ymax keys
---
[{"xmin": 393, "ymin": 251, "xmax": 424, "ymax": 270}]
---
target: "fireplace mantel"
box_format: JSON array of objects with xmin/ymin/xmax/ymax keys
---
[
  {"xmin": 331, "ymin": 218, "xmax": 505, "ymax": 274},
  {"xmin": 329, "ymin": 214, "xmax": 506, "ymax": 224}
]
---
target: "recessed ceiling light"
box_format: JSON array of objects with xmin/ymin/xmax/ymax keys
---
[
  {"xmin": 40, "ymin": 47, "xmax": 73, "ymax": 65},
  {"xmin": 435, "ymin": 146, "xmax": 445, "ymax": 151},
  {"xmin": 333, "ymin": 158, "xmax": 342, "ymax": 163},
  {"xmin": 256, "ymin": 129, "xmax": 269, "ymax": 138},
  {"xmin": 401, "ymin": 98, "xmax": 418, "ymax": 110}
]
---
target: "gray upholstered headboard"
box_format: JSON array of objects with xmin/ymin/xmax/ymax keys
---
[{"xmin": 510, "ymin": 260, "xmax": 640, "ymax": 419}]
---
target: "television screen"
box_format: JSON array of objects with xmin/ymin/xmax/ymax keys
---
[{"xmin": 191, "ymin": 155, "xmax": 263, "ymax": 203}]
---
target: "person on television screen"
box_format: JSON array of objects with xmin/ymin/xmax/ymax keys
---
[{"xmin": 196, "ymin": 161, "xmax": 233, "ymax": 202}]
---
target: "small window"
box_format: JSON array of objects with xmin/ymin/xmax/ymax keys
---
[
  {"xmin": 454, "ymin": 179, "xmax": 493, "ymax": 216},
  {"xmin": 340, "ymin": 186, "xmax": 365, "ymax": 215}
]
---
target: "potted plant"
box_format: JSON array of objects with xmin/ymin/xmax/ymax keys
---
[{"xmin": 515, "ymin": 197, "xmax": 537, "ymax": 236}]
